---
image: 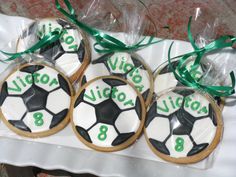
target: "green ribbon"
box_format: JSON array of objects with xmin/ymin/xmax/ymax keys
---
[
  {"xmin": 0, "ymin": 30, "xmax": 62, "ymax": 62},
  {"xmin": 55, "ymin": 0, "xmax": 162, "ymax": 53},
  {"xmin": 168, "ymin": 17, "xmax": 236, "ymax": 97}
]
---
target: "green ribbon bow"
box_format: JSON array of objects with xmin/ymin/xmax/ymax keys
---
[
  {"xmin": 55, "ymin": 0, "xmax": 162, "ymax": 53},
  {"xmin": 168, "ymin": 17, "xmax": 236, "ymax": 97},
  {"xmin": 0, "ymin": 30, "xmax": 62, "ymax": 62}
]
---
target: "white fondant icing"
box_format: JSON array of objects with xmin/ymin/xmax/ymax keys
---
[
  {"xmin": 115, "ymin": 109, "xmax": 140, "ymax": 134},
  {"xmin": 112, "ymin": 85, "xmax": 137, "ymax": 110},
  {"xmin": 23, "ymin": 110, "xmax": 53, "ymax": 133},
  {"xmin": 165, "ymin": 135, "xmax": 193, "ymax": 158},
  {"xmin": 156, "ymin": 92, "xmax": 183, "ymax": 116},
  {"xmin": 73, "ymin": 102, "xmax": 97, "ymax": 130},
  {"xmin": 34, "ymin": 66, "xmax": 60, "ymax": 92},
  {"xmin": 61, "ymin": 28, "xmax": 82, "ymax": 52},
  {"xmin": 83, "ymin": 79, "xmax": 111, "ymax": 105},
  {"xmin": 55, "ymin": 53, "xmax": 81, "ymax": 77},
  {"xmin": 6, "ymin": 70, "xmax": 33, "ymax": 95},
  {"xmin": 1, "ymin": 97, "xmax": 27, "ymax": 121},
  {"xmin": 154, "ymin": 72, "xmax": 177, "ymax": 94},
  {"xmin": 184, "ymin": 92, "xmax": 210, "ymax": 117},
  {"xmin": 88, "ymin": 123, "xmax": 118, "ymax": 147},
  {"xmin": 83, "ymin": 63, "xmax": 111, "ymax": 81},
  {"xmin": 46, "ymin": 88, "xmax": 71, "ymax": 114},
  {"xmin": 146, "ymin": 117, "xmax": 170, "ymax": 142},
  {"xmin": 191, "ymin": 118, "xmax": 216, "ymax": 145}
]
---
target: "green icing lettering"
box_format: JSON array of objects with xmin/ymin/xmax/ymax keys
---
[
  {"xmin": 49, "ymin": 78, "xmax": 59, "ymax": 87},
  {"xmin": 108, "ymin": 57, "xmax": 117, "ymax": 71},
  {"xmin": 17, "ymin": 76, "xmax": 26, "ymax": 87},
  {"xmin": 69, "ymin": 44, "xmax": 78, "ymax": 51},
  {"xmin": 7, "ymin": 81, "xmax": 22, "ymax": 92},
  {"xmin": 25, "ymin": 75, "xmax": 33, "ymax": 84},
  {"xmin": 135, "ymin": 85, "xmax": 144, "ymax": 92},
  {"xmin": 32, "ymin": 73, "xmax": 40, "ymax": 83},
  {"xmin": 40, "ymin": 74, "xmax": 50, "ymax": 84},
  {"xmin": 111, "ymin": 87, "xmax": 118, "ymax": 98},
  {"xmin": 198, "ymin": 106, "xmax": 208, "ymax": 114},
  {"xmin": 184, "ymin": 96, "xmax": 191, "ymax": 108},
  {"xmin": 175, "ymin": 97, "xmax": 183, "ymax": 108},
  {"xmin": 117, "ymin": 92, "xmax": 126, "ymax": 102},
  {"xmin": 98, "ymin": 125, "xmax": 108, "ymax": 141},
  {"xmin": 157, "ymin": 100, "xmax": 169, "ymax": 113},
  {"xmin": 191, "ymin": 101, "xmax": 200, "ymax": 111},
  {"xmin": 124, "ymin": 63, "xmax": 133, "ymax": 73},
  {"xmin": 65, "ymin": 36, "xmax": 74, "ymax": 45},
  {"xmin": 132, "ymin": 74, "xmax": 142, "ymax": 84},
  {"xmin": 124, "ymin": 99, "xmax": 134, "ymax": 106},
  {"xmin": 84, "ymin": 90, "xmax": 96, "ymax": 101},
  {"xmin": 103, "ymin": 88, "xmax": 111, "ymax": 98},
  {"xmin": 175, "ymin": 137, "xmax": 184, "ymax": 152}
]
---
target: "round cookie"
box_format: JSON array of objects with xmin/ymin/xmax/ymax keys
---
[
  {"xmin": 144, "ymin": 87, "xmax": 223, "ymax": 164},
  {"xmin": 17, "ymin": 18, "xmax": 90, "ymax": 82},
  {"xmin": 80, "ymin": 52, "xmax": 153, "ymax": 107},
  {"xmin": 72, "ymin": 76, "xmax": 146, "ymax": 152},
  {"xmin": 154, "ymin": 59, "xmax": 224, "ymax": 108},
  {"xmin": 0, "ymin": 64, "xmax": 73, "ymax": 138}
]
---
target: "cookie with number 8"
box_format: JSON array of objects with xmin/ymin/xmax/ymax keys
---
[
  {"xmin": 72, "ymin": 76, "xmax": 146, "ymax": 151},
  {"xmin": 0, "ymin": 64, "xmax": 73, "ymax": 138},
  {"xmin": 144, "ymin": 87, "xmax": 223, "ymax": 164}
]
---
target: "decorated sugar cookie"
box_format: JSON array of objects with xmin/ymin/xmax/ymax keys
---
[
  {"xmin": 154, "ymin": 59, "xmax": 224, "ymax": 108},
  {"xmin": 17, "ymin": 18, "xmax": 90, "ymax": 82},
  {"xmin": 72, "ymin": 76, "xmax": 145, "ymax": 151},
  {"xmin": 144, "ymin": 87, "xmax": 223, "ymax": 164},
  {"xmin": 81, "ymin": 52, "xmax": 153, "ymax": 107},
  {"xmin": 0, "ymin": 64, "xmax": 73, "ymax": 138}
]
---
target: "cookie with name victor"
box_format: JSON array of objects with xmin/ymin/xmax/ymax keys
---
[
  {"xmin": 144, "ymin": 87, "xmax": 223, "ymax": 164},
  {"xmin": 0, "ymin": 64, "xmax": 73, "ymax": 138},
  {"xmin": 72, "ymin": 76, "xmax": 146, "ymax": 151},
  {"xmin": 154, "ymin": 59, "xmax": 224, "ymax": 108},
  {"xmin": 17, "ymin": 18, "xmax": 90, "ymax": 82},
  {"xmin": 80, "ymin": 52, "xmax": 153, "ymax": 107}
]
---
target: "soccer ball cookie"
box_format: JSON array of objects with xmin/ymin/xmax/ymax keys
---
[
  {"xmin": 144, "ymin": 87, "xmax": 223, "ymax": 164},
  {"xmin": 81, "ymin": 52, "xmax": 153, "ymax": 107},
  {"xmin": 0, "ymin": 64, "xmax": 73, "ymax": 138},
  {"xmin": 17, "ymin": 18, "xmax": 90, "ymax": 82},
  {"xmin": 154, "ymin": 59, "xmax": 224, "ymax": 108},
  {"xmin": 72, "ymin": 76, "xmax": 145, "ymax": 151}
]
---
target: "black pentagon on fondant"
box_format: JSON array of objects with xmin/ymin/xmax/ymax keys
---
[
  {"xmin": 95, "ymin": 99, "xmax": 121, "ymax": 125},
  {"xmin": 187, "ymin": 143, "xmax": 209, "ymax": 156},
  {"xmin": 131, "ymin": 56, "xmax": 143, "ymax": 68},
  {"xmin": 134, "ymin": 97, "xmax": 142, "ymax": 120},
  {"xmin": 149, "ymin": 138, "xmax": 170, "ymax": 155},
  {"xmin": 81, "ymin": 75, "xmax": 87, "ymax": 86},
  {"xmin": 49, "ymin": 109, "xmax": 68, "ymax": 129},
  {"xmin": 208, "ymin": 105, "xmax": 217, "ymax": 126},
  {"xmin": 39, "ymin": 40, "xmax": 65, "ymax": 61},
  {"xmin": 74, "ymin": 89, "xmax": 86, "ymax": 108},
  {"xmin": 9, "ymin": 120, "xmax": 31, "ymax": 132},
  {"xmin": 145, "ymin": 102, "xmax": 158, "ymax": 127},
  {"xmin": 171, "ymin": 107, "xmax": 196, "ymax": 135},
  {"xmin": 142, "ymin": 88, "xmax": 150, "ymax": 101},
  {"xmin": 77, "ymin": 40, "xmax": 85, "ymax": 63},
  {"xmin": 102, "ymin": 78, "xmax": 127, "ymax": 87},
  {"xmin": 20, "ymin": 65, "xmax": 44, "ymax": 74},
  {"xmin": 112, "ymin": 132, "xmax": 135, "ymax": 146},
  {"xmin": 173, "ymin": 89, "xmax": 195, "ymax": 97},
  {"xmin": 0, "ymin": 82, "xmax": 9, "ymax": 106},
  {"xmin": 21, "ymin": 84, "xmax": 48, "ymax": 112},
  {"xmin": 76, "ymin": 126, "xmax": 92, "ymax": 143},
  {"xmin": 92, "ymin": 53, "xmax": 114, "ymax": 65},
  {"xmin": 57, "ymin": 74, "xmax": 71, "ymax": 96},
  {"xmin": 56, "ymin": 19, "xmax": 73, "ymax": 29},
  {"xmin": 21, "ymin": 22, "xmax": 36, "ymax": 38}
]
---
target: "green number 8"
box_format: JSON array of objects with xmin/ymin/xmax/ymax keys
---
[
  {"xmin": 175, "ymin": 137, "xmax": 184, "ymax": 152},
  {"xmin": 98, "ymin": 125, "xmax": 108, "ymax": 141},
  {"xmin": 33, "ymin": 112, "xmax": 44, "ymax": 126}
]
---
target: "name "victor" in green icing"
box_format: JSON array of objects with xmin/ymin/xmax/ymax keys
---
[
  {"xmin": 84, "ymin": 86, "xmax": 134, "ymax": 107},
  {"xmin": 38, "ymin": 23, "xmax": 78, "ymax": 51},
  {"xmin": 7, "ymin": 73, "xmax": 59, "ymax": 92},
  {"xmin": 157, "ymin": 95, "xmax": 208, "ymax": 115},
  {"xmin": 108, "ymin": 57, "xmax": 144, "ymax": 92}
]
